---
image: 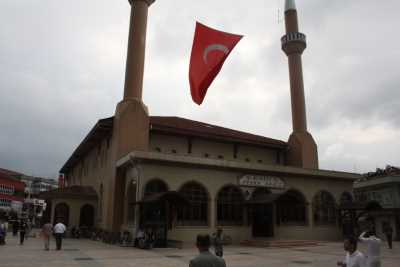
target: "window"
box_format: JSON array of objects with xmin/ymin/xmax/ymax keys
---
[
  {"xmin": 177, "ymin": 182, "xmax": 208, "ymax": 226},
  {"xmin": 0, "ymin": 184, "xmax": 14, "ymax": 195},
  {"xmin": 0, "ymin": 198, "xmax": 11, "ymax": 206},
  {"xmin": 313, "ymin": 191, "xmax": 337, "ymax": 225},
  {"xmin": 217, "ymin": 185, "xmax": 244, "ymax": 225},
  {"xmin": 276, "ymin": 189, "xmax": 307, "ymax": 225}
]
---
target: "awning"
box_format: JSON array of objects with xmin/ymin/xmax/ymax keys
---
[
  {"xmin": 245, "ymin": 193, "xmax": 283, "ymax": 205},
  {"xmin": 136, "ymin": 191, "xmax": 190, "ymax": 206}
]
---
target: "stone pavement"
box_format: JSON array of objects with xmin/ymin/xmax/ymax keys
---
[{"xmin": 0, "ymin": 234, "xmax": 399, "ymax": 267}]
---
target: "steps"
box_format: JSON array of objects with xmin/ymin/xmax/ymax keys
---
[{"xmin": 240, "ymin": 239, "xmax": 321, "ymax": 248}]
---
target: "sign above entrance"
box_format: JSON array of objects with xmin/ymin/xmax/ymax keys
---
[{"xmin": 238, "ymin": 175, "xmax": 285, "ymax": 189}]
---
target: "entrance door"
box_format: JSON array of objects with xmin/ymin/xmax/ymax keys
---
[
  {"xmin": 141, "ymin": 202, "xmax": 167, "ymax": 247},
  {"xmin": 252, "ymin": 204, "xmax": 273, "ymax": 237}
]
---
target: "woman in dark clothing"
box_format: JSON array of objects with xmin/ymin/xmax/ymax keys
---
[
  {"xmin": 12, "ymin": 220, "xmax": 19, "ymax": 236},
  {"xmin": 19, "ymin": 221, "xmax": 27, "ymax": 245},
  {"xmin": 0, "ymin": 224, "xmax": 6, "ymax": 245}
]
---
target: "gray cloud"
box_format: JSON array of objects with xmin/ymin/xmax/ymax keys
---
[{"xmin": 0, "ymin": 0, "xmax": 398, "ymax": 177}]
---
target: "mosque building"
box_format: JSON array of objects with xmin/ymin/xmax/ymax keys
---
[{"xmin": 42, "ymin": 0, "xmax": 361, "ymax": 245}]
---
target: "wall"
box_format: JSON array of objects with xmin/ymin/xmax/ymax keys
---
[
  {"xmin": 64, "ymin": 136, "xmax": 115, "ymax": 230},
  {"xmin": 149, "ymin": 133, "xmax": 283, "ymax": 165},
  {"xmin": 51, "ymin": 198, "xmax": 97, "ymax": 232},
  {"xmin": 130, "ymin": 162, "xmax": 353, "ymax": 243}
]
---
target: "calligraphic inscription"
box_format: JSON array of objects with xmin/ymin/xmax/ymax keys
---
[{"xmin": 238, "ymin": 175, "xmax": 285, "ymax": 189}]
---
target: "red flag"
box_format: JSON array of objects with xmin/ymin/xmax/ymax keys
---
[{"xmin": 189, "ymin": 22, "xmax": 243, "ymax": 105}]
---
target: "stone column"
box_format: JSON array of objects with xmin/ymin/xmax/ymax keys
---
[
  {"xmin": 209, "ymin": 197, "xmax": 216, "ymax": 229},
  {"xmin": 308, "ymin": 203, "xmax": 314, "ymax": 229},
  {"xmin": 124, "ymin": 0, "xmax": 155, "ymax": 100}
]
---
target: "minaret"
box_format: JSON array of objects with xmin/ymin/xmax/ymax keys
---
[
  {"xmin": 114, "ymin": 0, "xmax": 155, "ymax": 159},
  {"xmin": 281, "ymin": 0, "xmax": 319, "ymax": 169},
  {"xmin": 110, "ymin": 0, "xmax": 155, "ymax": 231}
]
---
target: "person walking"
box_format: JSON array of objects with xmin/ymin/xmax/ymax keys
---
[
  {"xmin": 189, "ymin": 234, "xmax": 226, "ymax": 267},
  {"xmin": 41, "ymin": 222, "xmax": 53, "ymax": 251},
  {"xmin": 337, "ymin": 236, "xmax": 366, "ymax": 267},
  {"xmin": 359, "ymin": 230, "xmax": 381, "ymax": 267},
  {"xmin": 53, "ymin": 220, "xmax": 66, "ymax": 250},
  {"xmin": 211, "ymin": 228, "xmax": 224, "ymax": 257},
  {"xmin": 383, "ymin": 224, "xmax": 393, "ymax": 249},
  {"xmin": 19, "ymin": 220, "xmax": 27, "ymax": 245},
  {"xmin": 12, "ymin": 219, "xmax": 19, "ymax": 236},
  {"xmin": 0, "ymin": 222, "xmax": 6, "ymax": 245}
]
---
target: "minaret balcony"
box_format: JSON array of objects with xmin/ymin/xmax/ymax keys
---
[{"xmin": 281, "ymin": 32, "xmax": 307, "ymax": 55}]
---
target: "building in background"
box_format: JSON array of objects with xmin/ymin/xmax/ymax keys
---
[
  {"xmin": 353, "ymin": 165, "xmax": 400, "ymax": 240},
  {"xmin": 21, "ymin": 176, "xmax": 58, "ymax": 198},
  {"xmin": 0, "ymin": 168, "xmax": 57, "ymax": 225},
  {"xmin": 0, "ymin": 168, "xmax": 25, "ymax": 217}
]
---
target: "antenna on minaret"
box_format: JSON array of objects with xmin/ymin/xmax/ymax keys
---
[
  {"xmin": 278, "ymin": 8, "xmax": 282, "ymax": 24},
  {"xmin": 277, "ymin": 0, "xmax": 282, "ymax": 24}
]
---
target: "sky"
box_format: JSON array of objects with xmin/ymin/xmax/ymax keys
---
[{"xmin": 0, "ymin": 0, "xmax": 399, "ymax": 178}]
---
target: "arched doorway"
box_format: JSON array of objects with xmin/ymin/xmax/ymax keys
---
[
  {"xmin": 54, "ymin": 203, "xmax": 69, "ymax": 226},
  {"xmin": 141, "ymin": 179, "xmax": 168, "ymax": 247},
  {"xmin": 250, "ymin": 188, "xmax": 273, "ymax": 237},
  {"xmin": 79, "ymin": 204, "xmax": 95, "ymax": 228},
  {"xmin": 339, "ymin": 191, "xmax": 355, "ymax": 237}
]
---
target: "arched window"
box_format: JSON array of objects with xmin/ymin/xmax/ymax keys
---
[
  {"xmin": 217, "ymin": 185, "xmax": 244, "ymax": 226},
  {"xmin": 313, "ymin": 191, "xmax": 337, "ymax": 225},
  {"xmin": 276, "ymin": 189, "xmax": 307, "ymax": 225},
  {"xmin": 144, "ymin": 179, "xmax": 168, "ymax": 197},
  {"xmin": 177, "ymin": 182, "xmax": 208, "ymax": 226},
  {"xmin": 340, "ymin": 192, "xmax": 353, "ymax": 205}
]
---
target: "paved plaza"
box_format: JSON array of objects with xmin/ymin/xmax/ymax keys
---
[{"xmin": 1, "ymin": 233, "xmax": 399, "ymax": 267}]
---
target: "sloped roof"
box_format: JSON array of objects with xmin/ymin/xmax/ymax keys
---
[
  {"xmin": 0, "ymin": 168, "xmax": 25, "ymax": 187},
  {"xmin": 0, "ymin": 168, "xmax": 23, "ymax": 179},
  {"xmin": 39, "ymin": 186, "xmax": 98, "ymax": 200},
  {"xmin": 60, "ymin": 116, "xmax": 287, "ymax": 173},
  {"xmin": 150, "ymin": 116, "xmax": 286, "ymax": 148}
]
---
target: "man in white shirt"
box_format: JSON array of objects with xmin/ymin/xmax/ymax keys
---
[
  {"xmin": 359, "ymin": 230, "xmax": 381, "ymax": 267},
  {"xmin": 53, "ymin": 220, "xmax": 66, "ymax": 250},
  {"xmin": 337, "ymin": 237, "xmax": 366, "ymax": 267}
]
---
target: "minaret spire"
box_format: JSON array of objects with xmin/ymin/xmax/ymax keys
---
[{"xmin": 281, "ymin": 0, "xmax": 319, "ymax": 169}]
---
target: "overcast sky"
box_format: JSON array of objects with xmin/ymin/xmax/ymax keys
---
[{"xmin": 0, "ymin": 0, "xmax": 399, "ymax": 178}]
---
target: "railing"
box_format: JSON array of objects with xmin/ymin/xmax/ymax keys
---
[{"xmin": 281, "ymin": 32, "xmax": 306, "ymax": 45}]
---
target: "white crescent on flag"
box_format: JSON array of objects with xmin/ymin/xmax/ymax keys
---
[{"xmin": 203, "ymin": 44, "xmax": 230, "ymax": 64}]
